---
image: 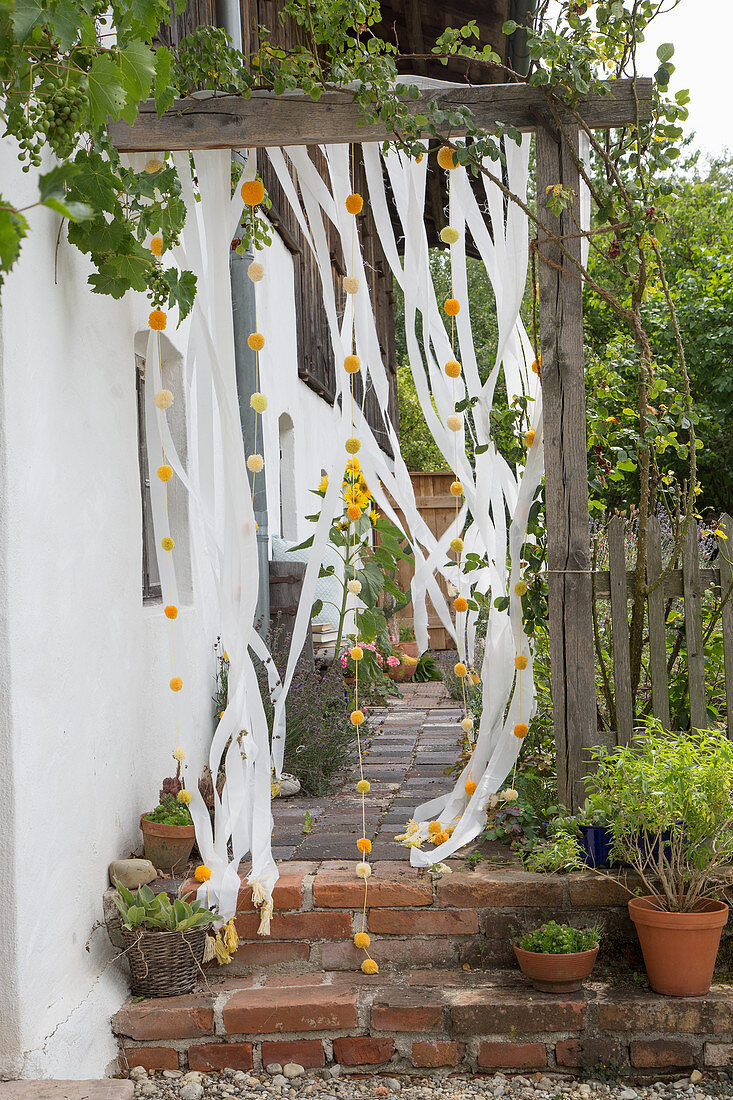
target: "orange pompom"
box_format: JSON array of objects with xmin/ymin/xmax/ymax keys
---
[
  {"xmin": 437, "ymin": 146, "xmax": 458, "ymax": 170},
  {"xmin": 514, "ymin": 722, "xmax": 529, "ymax": 739},
  {"xmin": 157, "ymin": 464, "xmax": 173, "ymax": 483},
  {"xmin": 241, "ymin": 179, "xmax": 265, "ymax": 206},
  {"xmin": 454, "ymin": 596, "xmax": 468, "ymax": 613},
  {"xmin": 464, "ymin": 780, "xmax": 477, "ymax": 796},
  {"xmin": 445, "ymin": 359, "xmax": 461, "ymax": 378},
  {"xmin": 433, "ymin": 831, "xmax": 450, "ymax": 845},
  {"xmin": 357, "ymin": 837, "xmax": 372, "ymax": 854},
  {"xmin": 347, "ymin": 504, "xmax": 362, "ymax": 521},
  {"xmin": 164, "ymin": 605, "xmax": 178, "ymax": 620},
  {"xmin": 524, "ymin": 429, "xmax": 536, "ymax": 447},
  {"xmin": 248, "ymin": 332, "xmax": 265, "ymax": 351},
  {"xmin": 515, "ymin": 654, "xmax": 528, "ymax": 670},
  {"xmin": 194, "ymin": 865, "xmax": 211, "ymax": 883},
  {"xmin": 444, "ymin": 298, "xmax": 461, "ymax": 316},
  {"xmin": 170, "ymin": 676, "xmax": 183, "ymax": 692},
  {"xmin": 344, "ymin": 354, "xmax": 361, "ymax": 374},
  {"xmin": 531, "ymin": 357, "xmax": 541, "ymax": 374},
  {"xmin": 149, "ymin": 309, "xmax": 167, "ymax": 330},
  {"xmin": 150, "ymin": 237, "xmax": 163, "ymax": 256},
  {"xmin": 345, "ymin": 193, "xmax": 364, "ymax": 215}
]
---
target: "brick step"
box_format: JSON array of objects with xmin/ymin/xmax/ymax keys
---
[
  {"xmin": 113, "ymin": 969, "xmax": 733, "ymax": 1077},
  {"xmin": 176, "ymin": 860, "xmax": 646, "ymax": 974}
]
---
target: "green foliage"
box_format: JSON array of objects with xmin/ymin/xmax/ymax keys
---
[
  {"xmin": 515, "ymin": 920, "xmax": 601, "ymax": 955},
  {"xmin": 143, "ymin": 793, "xmax": 193, "ymax": 827},
  {"xmin": 413, "ymin": 653, "xmax": 442, "ymax": 682},
  {"xmin": 523, "ymin": 830, "xmax": 585, "ymax": 874},
  {"xmin": 394, "ymin": 361, "xmax": 447, "ymax": 473},
  {"xmin": 586, "ymin": 724, "xmax": 733, "ymax": 911},
  {"xmin": 112, "ymin": 880, "xmax": 217, "ymax": 932}
]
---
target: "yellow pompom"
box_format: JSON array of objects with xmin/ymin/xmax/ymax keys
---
[
  {"xmin": 454, "ymin": 662, "xmax": 467, "ymax": 678},
  {"xmin": 465, "ymin": 780, "xmax": 477, "ymax": 796},
  {"xmin": 351, "ymin": 709, "xmax": 365, "ymax": 726},
  {"xmin": 357, "ymin": 837, "xmax": 372, "ymax": 854},
  {"xmin": 145, "ymin": 159, "xmax": 163, "ymax": 174},
  {"xmin": 428, "ymin": 821, "xmax": 441, "ymax": 835},
  {"xmin": 514, "ymin": 722, "xmax": 529, "ymax": 739},
  {"xmin": 150, "ymin": 237, "xmax": 163, "ymax": 256},
  {"xmin": 461, "ymin": 717, "xmax": 474, "ymax": 734},
  {"xmin": 345, "ymin": 193, "xmax": 364, "ymax": 215},
  {"xmin": 347, "ymin": 504, "xmax": 362, "ymax": 522},
  {"xmin": 161, "ymin": 536, "xmax": 175, "ymax": 551},
  {"xmin": 531, "ymin": 357, "xmax": 541, "ymax": 374},
  {"xmin": 440, "ymin": 226, "xmax": 460, "ymax": 244},
  {"xmin": 194, "ymin": 864, "xmax": 211, "ymax": 883},
  {"xmin": 172, "ymin": 746, "xmax": 186, "ymax": 761},
  {"xmin": 356, "ymin": 779, "xmax": 370, "ymax": 793},
  {"xmin": 177, "ymin": 789, "xmax": 191, "ymax": 805},
  {"xmin": 170, "ymin": 676, "xmax": 183, "ymax": 692},
  {"xmin": 250, "ymin": 392, "xmax": 268, "ymax": 413},
  {"xmin": 524, "ymin": 429, "xmax": 536, "ymax": 446},
  {"xmin": 154, "ymin": 389, "xmax": 174, "ymax": 409},
  {"xmin": 164, "ymin": 605, "xmax": 178, "ymax": 620},
  {"xmin": 433, "ymin": 830, "xmax": 449, "ymax": 845},
  {"xmin": 515, "ymin": 654, "xmax": 528, "ymax": 670},
  {"xmin": 450, "ymin": 481, "xmax": 464, "ymax": 498},
  {"xmin": 344, "ymin": 276, "xmax": 360, "ymax": 295},
  {"xmin": 454, "ymin": 596, "xmax": 468, "ymax": 613},
  {"xmin": 348, "ymin": 579, "xmax": 362, "ymax": 595},
  {"xmin": 149, "ymin": 309, "xmax": 167, "ymax": 331},
  {"xmin": 444, "ymin": 298, "xmax": 461, "ymax": 316},
  {"xmin": 241, "ymin": 179, "xmax": 265, "ymax": 206},
  {"xmin": 354, "ymin": 931, "xmax": 370, "ymax": 948},
  {"xmin": 248, "ymin": 332, "xmax": 265, "ymax": 351},
  {"xmin": 437, "ymin": 146, "xmax": 458, "ymax": 170},
  {"xmin": 445, "ymin": 359, "xmax": 461, "ymax": 378},
  {"xmin": 344, "ymin": 355, "xmax": 361, "ymax": 374},
  {"xmin": 361, "ymin": 958, "xmax": 379, "ymax": 974},
  {"xmin": 514, "ymin": 579, "xmax": 528, "ymax": 596},
  {"xmin": 157, "ymin": 464, "xmax": 173, "ymax": 483},
  {"xmin": 248, "ymin": 261, "xmax": 265, "ymax": 282},
  {"xmin": 350, "ymin": 646, "xmax": 363, "ymax": 661},
  {"xmin": 247, "ymin": 454, "xmax": 264, "ymax": 473},
  {"xmin": 446, "ymin": 414, "xmax": 462, "ymax": 432},
  {"xmin": 450, "ymin": 537, "xmax": 464, "ymax": 553},
  {"xmin": 345, "ymin": 437, "xmax": 361, "ymax": 454},
  {"xmin": 356, "ymin": 861, "xmax": 371, "ymax": 879}
]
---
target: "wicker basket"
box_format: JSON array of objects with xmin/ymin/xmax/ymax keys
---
[{"xmin": 122, "ymin": 928, "xmax": 207, "ymax": 998}]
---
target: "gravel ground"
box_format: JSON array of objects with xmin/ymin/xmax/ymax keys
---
[{"xmin": 129, "ymin": 1066, "xmax": 733, "ymax": 1100}]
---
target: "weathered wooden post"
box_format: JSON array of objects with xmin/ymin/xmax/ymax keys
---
[{"xmin": 535, "ymin": 124, "xmax": 597, "ymax": 810}]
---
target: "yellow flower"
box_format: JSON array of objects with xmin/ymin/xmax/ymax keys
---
[
  {"xmin": 177, "ymin": 789, "xmax": 191, "ymax": 805},
  {"xmin": 194, "ymin": 865, "xmax": 211, "ymax": 882},
  {"xmin": 318, "ymin": 475, "xmax": 328, "ymax": 492},
  {"xmin": 346, "ymin": 457, "xmax": 361, "ymax": 475},
  {"xmin": 355, "ymin": 490, "xmax": 371, "ymax": 511},
  {"xmin": 361, "ymin": 958, "xmax": 379, "ymax": 974},
  {"xmin": 370, "ymin": 509, "xmax": 380, "ymax": 525}
]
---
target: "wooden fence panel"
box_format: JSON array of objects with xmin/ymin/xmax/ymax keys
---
[
  {"xmin": 683, "ymin": 519, "xmax": 707, "ymax": 731},
  {"xmin": 645, "ymin": 515, "xmax": 671, "ymax": 729},
  {"xmin": 608, "ymin": 516, "xmax": 633, "ymax": 744},
  {"xmin": 719, "ymin": 514, "xmax": 733, "ymax": 740}
]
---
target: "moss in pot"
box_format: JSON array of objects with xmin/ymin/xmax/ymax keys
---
[
  {"xmin": 513, "ymin": 921, "xmax": 601, "ymax": 993},
  {"xmin": 586, "ymin": 723, "xmax": 733, "ymax": 997}
]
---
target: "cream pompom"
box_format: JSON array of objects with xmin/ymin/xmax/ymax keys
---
[
  {"xmin": 247, "ymin": 261, "xmax": 265, "ymax": 282},
  {"xmin": 446, "ymin": 414, "xmax": 463, "ymax": 432},
  {"xmin": 247, "ymin": 454, "xmax": 264, "ymax": 473},
  {"xmin": 154, "ymin": 389, "xmax": 174, "ymax": 410},
  {"xmin": 343, "ymin": 276, "xmax": 360, "ymax": 295},
  {"xmin": 461, "ymin": 717, "xmax": 474, "ymax": 734},
  {"xmin": 355, "ymin": 861, "xmax": 372, "ymax": 879},
  {"xmin": 348, "ymin": 579, "xmax": 362, "ymax": 595}
]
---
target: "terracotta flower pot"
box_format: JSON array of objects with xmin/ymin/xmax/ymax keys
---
[
  {"xmin": 396, "ymin": 640, "xmax": 418, "ymax": 660},
  {"xmin": 140, "ymin": 813, "xmax": 195, "ymax": 873},
  {"xmin": 628, "ymin": 895, "xmax": 729, "ymax": 996},
  {"xmin": 513, "ymin": 944, "xmax": 599, "ymax": 993}
]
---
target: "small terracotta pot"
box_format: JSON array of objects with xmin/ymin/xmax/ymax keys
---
[
  {"xmin": 628, "ymin": 895, "xmax": 729, "ymax": 997},
  {"xmin": 140, "ymin": 813, "xmax": 195, "ymax": 873},
  {"xmin": 513, "ymin": 944, "xmax": 599, "ymax": 993},
  {"xmin": 396, "ymin": 640, "xmax": 418, "ymax": 659}
]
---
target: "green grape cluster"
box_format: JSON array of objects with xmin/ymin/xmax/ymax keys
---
[
  {"xmin": 12, "ymin": 78, "xmax": 86, "ymax": 171},
  {"xmin": 146, "ymin": 265, "xmax": 169, "ymax": 308}
]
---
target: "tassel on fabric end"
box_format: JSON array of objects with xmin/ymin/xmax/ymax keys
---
[
  {"xmin": 214, "ymin": 931, "xmax": 232, "ymax": 965},
  {"xmin": 257, "ymin": 898, "xmax": 274, "ymax": 937},
  {"xmin": 250, "ymin": 879, "xmax": 267, "ymax": 907},
  {"xmin": 203, "ymin": 932, "xmax": 216, "ymax": 964},
  {"xmin": 224, "ymin": 917, "xmax": 239, "ymax": 955}
]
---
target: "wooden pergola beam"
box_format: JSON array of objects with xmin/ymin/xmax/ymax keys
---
[{"xmin": 109, "ymin": 78, "xmax": 652, "ymax": 151}]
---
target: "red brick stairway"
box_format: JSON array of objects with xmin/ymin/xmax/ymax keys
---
[{"xmin": 112, "ymin": 860, "xmax": 733, "ymax": 1078}]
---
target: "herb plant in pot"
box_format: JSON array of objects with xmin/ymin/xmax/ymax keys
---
[
  {"xmin": 513, "ymin": 921, "xmax": 601, "ymax": 993},
  {"xmin": 575, "ymin": 796, "xmax": 622, "ymax": 869},
  {"xmin": 587, "ymin": 724, "xmax": 733, "ymax": 997},
  {"xmin": 395, "ymin": 623, "xmax": 418, "ymax": 660},
  {"xmin": 112, "ymin": 881, "xmax": 217, "ymax": 997},
  {"xmin": 140, "ymin": 792, "xmax": 196, "ymax": 873}
]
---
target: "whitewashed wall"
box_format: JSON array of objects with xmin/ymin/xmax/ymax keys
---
[{"xmin": 0, "ymin": 151, "xmax": 217, "ymax": 1079}]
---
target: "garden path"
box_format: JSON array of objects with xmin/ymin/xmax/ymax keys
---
[{"xmin": 270, "ymin": 681, "xmax": 463, "ymax": 862}]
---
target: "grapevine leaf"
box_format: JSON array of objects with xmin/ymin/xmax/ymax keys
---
[
  {"xmin": 47, "ymin": 0, "xmax": 84, "ymax": 50},
  {"xmin": 68, "ymin": 151, "xmax": 121, "ymax": 212},
  {"xmin": 154, "ymin": 46, "xmax": 175, "ymax": 115},
  {"xmin": 118, "ymin": 38, "xmax": 157, "ymax": 104},
  {"xmin": 0, "ymin": 206, "xmax": 29, "ymax": 280},
  {"xmin": 163, "ymin": 268, "xmax": 197, "ymax": 322},
  {"xmin": 10, "ymin": 0, "xmax": 44, "ymax": 42},
  {"xmin": 87, "ymin": 54, "xmax": 128, "ymax": 128}
]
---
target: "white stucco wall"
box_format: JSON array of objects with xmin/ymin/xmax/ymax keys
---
[{"xmin": 0, "ymin": 152, "xmax": 216, "ymax": 1078}]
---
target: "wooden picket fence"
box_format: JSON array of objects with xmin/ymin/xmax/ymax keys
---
[{"xmin": 593, "ymin": 513, "xmax": 733, "ymax": 742}]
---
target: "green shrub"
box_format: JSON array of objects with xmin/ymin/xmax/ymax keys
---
[
  {"xmin": 143, "ymin": 793, "xmax": 192, "ymax": 827},
  {"xmin": 112, "ymin": 882, "xmax": 217, "ymax": 933},
  {"xmin": 515, "ymin": 920, "xmax": 601, "ymax": 954},
  {"xmin": 523, "ymin": 829, "xmax": 584, "ymax": 874}
]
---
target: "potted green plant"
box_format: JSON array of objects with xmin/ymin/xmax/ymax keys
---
[
  {"xmin": 112, "ymin": 881, "xmax": 217, "ymax": 997},
  {"xmin": 395, "ymin": 623, "xmax": 418, "ymax": 660},
  {"xmin": 513, "ymin": 921, "xmax": 601, "ymax": 992},
  {"xmin": 140, "ymin": 792, "xmax": 196, "ymax": 873},
  {"xmin": 587, "ymin": 724, "xmax": 733, "ymax": 996},
  {"xmin": 575, "ymin": 796, "xmax": 622, "ymax": 869}
]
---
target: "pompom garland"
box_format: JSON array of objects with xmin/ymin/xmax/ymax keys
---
[
  {"xmin": 248, "ymin": 332, "xmax": 265, "ymax": 351},
  {"xmin": 440, "ymin": 226, "xmax": 460, "ymax": 244},
  {"xmin": 250, "ymin": 392, "xmax": 268, "ymax": 413},
  {"xmin": 348, "ymin": 578, "xmax": 362, "ymax": 595},
  {"xmin": 514, "ymin": 579, "xmax": 528, "ymax": 596},
  {"xmin": 149, "ymin": 309, "xmax": 167, "ymax": 330},
  {"xmin": 454, "ymin": 663, "xmax": 467, "ymax": 678},
  {"xmin": 515, "ymin": 654, "xmax": 528, "ymax": 670},
  {"xmin": 170, "ymin": 676, "xmax": 183, "ymax": 692},
  {"xmin": 145, "ymin": 159, "xmax": 163, "ymax": 173},
  {"xmin": 444, "ymin": 298, "xmax": 460, "ymax": 316},
  {"xmin": 150, "ymin": 237, "xmax": 163, "ymax": 256},
  {"xmin": 514, "ymin": 723, "xmax": 529, "ymax": 739},
  {"xmin": 446, "ymin": 413, "xmax": 462, "ymax": 432},
  {"xmin": 450, "ymin": 481, "xmax": 464, "ymax": 497},
  {"xmin": 354, "ymin": 931, "xmax": 370, "ymax": 948},
  {"xmin": 454, "ymin": 596, "xmax": 468, "ymax": 613},
  {"xmin": 464, "ymin": 780, "xmax": 477, "ymax": 796},
  {"xmin": 157, "ymin": 464, "xmax": 173, "ymax": 482},
  {"xmin": 437, "ymin": 146, "xmax": 458, "ymax": 170},
  {"xmin": 247, "ymin": 454, "xmax": 264, "ymax": 473},
  {"xmin": 450, "ymin": 537, "xmax": 464, "ymax": 553},
  {"xmin": 524, "ymin": 429, "xmax": 536, "ymax": 446},
  {"xmin": 361, "ymin": 958, "xmax": 379, "ymax": 974},
  {"xmin": 344, "ymin": 355, "xmax": 361, "ymax": 374},
  {"xmin": 347, "ymin": 504, "xmax": 362, "ymax": 522},
  {"xmin": 154, "ymin": 389, "xmax": 174, "ymax": 409},
  {"xmin": 164, "ymin": 605, "xmax": 178, "ymax": 620},
  {"xmin": 343, "ymin": 276, "xmax": 360, "ymax": 295},
  {"xmin": 345, "ymin": 193, "xmax": 364, "ymax": 215},
  {"xmin": 345, "ymin": 437, "xmax": 361, "ymax": 454},
  {"xmin": 241, "ymin": 179, "xmax": 265, "ymax": 205},
  {"xmin": 350, "ymin": 709, "xmax": 365, "ymax": 726},
  {"xmin": 248, "ymin": 261, "xmax": 265, "ymax": 282},
  {"xmin": 356, "ymin": 779, "xmax": 370, "ymax": 793},
  {"xmin": 445, "ymin": 359, "xmax": 461, "ymax": 378},
  {"xmin": 161, "ymin": 536, "xmax": 174, "ymax": 551},
  {"xmin": 461, "ymin": 717, "xmax": 474, "ymax": 733}
]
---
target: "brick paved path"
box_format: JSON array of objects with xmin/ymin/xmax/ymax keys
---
[{"xmin": 271, "ymin": 682, "xmax": 462, "ymax": 861}]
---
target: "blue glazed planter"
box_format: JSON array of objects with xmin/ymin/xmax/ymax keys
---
[{"xmin": 578, "ymin": 824, "xmax": 625, "ymax": 869}]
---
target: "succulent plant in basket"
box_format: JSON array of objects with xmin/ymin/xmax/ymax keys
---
[
  {"xmin": 513, "ymin": 920, "xmax": 601, "ymax": 993},
  {"xmin": 112, "ymin": 881, "xmax": 218, "ymax": 998}
]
